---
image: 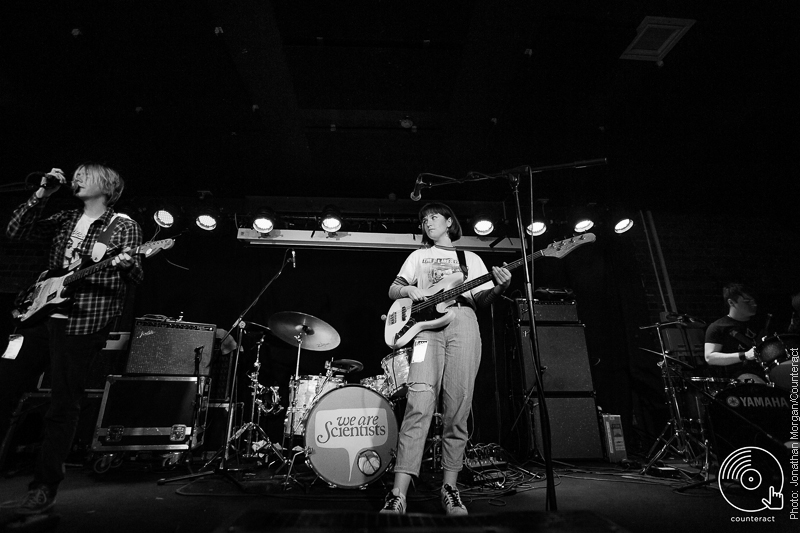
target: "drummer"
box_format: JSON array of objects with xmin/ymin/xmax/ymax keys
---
[{"xmin": 703, "ymin": 283, "xmax": 766, "ymax": 382}]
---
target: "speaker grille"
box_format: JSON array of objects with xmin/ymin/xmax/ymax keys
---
[
  {"xmin": 126, "ymin": 319, "xmax": 215, "ymax": 376},
  {"xmin": 517, "ymin": 325, "xmax": 594, "ymax": 393}
]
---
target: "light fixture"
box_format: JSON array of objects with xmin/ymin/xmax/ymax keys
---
[
  {"xmin": 153, "ymin": 208, "xmax": 176, "ymax": 228},
  {"xmin": 526, "ymin": 199, "xmax": 548, "ymax": 236},
  {"xmin": 571, "ymin": 206, "xmax": 595, "ymax": 233},
  {"xmin": 252, "ymin": 207, "xmax": 277, "ymax": 234},
  {"xmin": 320, "ymin": 205, "xmax": 343, "ymax": 233},
  {"xmin": 610, "ymin": 207, "xmax": 635, "ymax": 234},
  {"xmin": 196, "ymin": 212, "xmax": 217, "ymax": 231},
  {"xmin": 472, "ymin": 213, "xmax": 494, "ymax": 236}
]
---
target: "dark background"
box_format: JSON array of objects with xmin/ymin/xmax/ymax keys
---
[{"xmin": 1, "ymin": 1, "xmax": 796, "ymax": 457}]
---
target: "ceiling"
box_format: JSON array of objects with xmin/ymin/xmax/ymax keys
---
[{"xmin": 0, "ymin": 1, "xmax": 794, "ymax": 221}]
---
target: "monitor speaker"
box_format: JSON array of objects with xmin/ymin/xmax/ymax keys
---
[{"xmin": 126, "ymin": 319, "xmax": 215, "ymax": 376}]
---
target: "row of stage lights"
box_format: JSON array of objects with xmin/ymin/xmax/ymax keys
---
[{"xmin": 149, "ymin": 202, "xmax": 634, "ymax": 238}]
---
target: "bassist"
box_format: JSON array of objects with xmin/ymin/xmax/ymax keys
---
[
  {"xmin": 380, "ymin": 202, "xmax": 510, "ymax": 515},
  {"xmin": 3, "ymin": 164, "xmax": 143, "ymax": 516}
]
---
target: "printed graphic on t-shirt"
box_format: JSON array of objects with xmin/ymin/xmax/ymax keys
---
[
  {"xmin": 422, "ymin": 257, "xmax": 461, "ymax": 286},
  {"xmin": 62, "ymin": 215, "xmax": 96, "ymax": 268}
]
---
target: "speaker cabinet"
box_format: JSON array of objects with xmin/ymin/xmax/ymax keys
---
[
  {"xmin": 126, "ymin": 319, "xmax": 215, "ymax": 376},
  {"xmin": 532, "ymin": 396, "xmax": 604, "ymax": 459},
  {"xmin": 517, "ymin": 325, "xmax": 594, "ymax": 393}
]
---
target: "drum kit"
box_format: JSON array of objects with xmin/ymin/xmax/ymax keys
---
[
  {"xmin": 640, "ymin": 318, "xmax": 795, "ymax": 481},
  {"xmin": 233, "ymin": 311, "xmax": 409, "ymax": 489}
]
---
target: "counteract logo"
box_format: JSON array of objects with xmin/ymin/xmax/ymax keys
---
[{"xmin": 719, "ymin": 446, "xmax": 784, "ymax": 512}]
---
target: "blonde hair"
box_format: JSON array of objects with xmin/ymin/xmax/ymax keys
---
[{"xmin": 74, "ymin": 163, "xmax": 125, "ymax": 206}]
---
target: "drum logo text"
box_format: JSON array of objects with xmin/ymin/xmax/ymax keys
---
[
  {"xmin": 726, "ymin": 395, "xmax": 789, "ymax": 409},
  {"xmin": 314, "ymin": 407, "xmax": 389, "ymax": 482}
]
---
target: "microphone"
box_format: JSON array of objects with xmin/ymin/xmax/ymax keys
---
[
  {"xmin": 410, "ymin": 177, "xmax": 425, "ymax": 202},
  {"xmin": 25, "ymin": 172, "xmax": 60, "ymax": 190},
  {"xmin": 291, "ymin": 249, "xmax": 296, "ymax": 268}
]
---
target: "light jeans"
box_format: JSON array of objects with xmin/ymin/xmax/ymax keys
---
[{"xmin": 394, "ymin": 306, "xmax": 482, "ymax": 476}]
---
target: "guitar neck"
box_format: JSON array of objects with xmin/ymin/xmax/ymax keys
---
[
  {"xmin": 63, "ymin": 245, "xmax": 142, "ymax": 287},
  {"xmin": 419, "ymin": 251, "xmax": 539, "ymax": 309}
]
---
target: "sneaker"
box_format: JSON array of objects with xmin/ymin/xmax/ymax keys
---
[
  {"xmin": 440, "ymin": 483, "xmax": 467, "ymax": 516},
  {"xmin": 11, "ymin": 487, "xmax": 56, "ymax": 515},
  {"xmin": 379, "ymin": 488, "xmax": 407, "ymax": 514}
]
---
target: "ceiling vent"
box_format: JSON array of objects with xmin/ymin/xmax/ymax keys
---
[{"xmin": 620, "ymin": 17, "xmax": 696, "ymax": 66}]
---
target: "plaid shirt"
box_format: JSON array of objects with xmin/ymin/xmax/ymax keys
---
[{"xmin": 6, "ymin": 193, "xmax": 144, "ymax": 335}]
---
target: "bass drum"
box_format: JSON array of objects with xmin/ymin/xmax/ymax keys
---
[
  {"xmin": 707, "ymin": 383, "xmax": 790, "ymax": 459},
  {"xmin": 303, "ymin": 385, "xmax": 399, "ymax": 489}
]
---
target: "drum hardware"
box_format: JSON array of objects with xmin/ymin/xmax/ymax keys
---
[
  {"xmin": 755, "ymin": 333, "xmax": 799, "ymax": 390},
  {"xmin": 237, "ymin": 332, "xmax": 285, "ymax": 465},
  {"xmin": 157, "ymin": 249, "xmax": 296, "ymax": 489},
  {"xmin": 639, "ymin": 322, "xmax": 710, "ymax": 479},
  {"xmin": 267, "ymin": 311, "xmax": 341, "ymax": 489},
  {"xmin": 421, "ymin": 411, "xmax": 443, "ymax": 472}
]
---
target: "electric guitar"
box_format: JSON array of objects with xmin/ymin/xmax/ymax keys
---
[
  {"xmin": 15, "ymin": 239, "xmax": 174, "ymax": 323},
  {"xmin": 383, "ymin": 233, "xmax": 595, "ymax": 348}
]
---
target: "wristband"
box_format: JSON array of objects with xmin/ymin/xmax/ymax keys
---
[{"xmin": 738, "ymin": 352, "xmax": 746, "ymax": 362}]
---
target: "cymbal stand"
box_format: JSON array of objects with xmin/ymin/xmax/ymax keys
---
[
  {"xmin": 639, "ymin": 321, "xmax": 708, "ymax": 477},
  {"xmin": 277, "ymin": 330, "xmax": 311, "ymax": 490},
  {"xmin": 237, "ymin": 333, "xmax": 286, "ymax": 467}
]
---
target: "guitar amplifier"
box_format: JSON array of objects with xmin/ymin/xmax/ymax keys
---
[
  {"xmin": 515, "ymin": 299, "xmax": 579, "ymax": 324},
  {"xmin": 126, "ymin": 319, "xmax": 215, "ymax": 376}
]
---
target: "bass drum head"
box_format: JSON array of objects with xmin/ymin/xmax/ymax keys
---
[
  {"xmin": 708, "ymin": 383, "xmax": 790, "ymax": 460},
  {"xmin": 303, "ymin": 385, "xmax": 398, "ymax": 489}
]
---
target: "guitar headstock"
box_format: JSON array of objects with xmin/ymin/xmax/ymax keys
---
[
  {"xmin": 541, "ymin": 233, "xmax": 595, "ymax": 259},
  {"xmin": 138, "ymin": 239, "xmax": 175, "ymax": 258}
]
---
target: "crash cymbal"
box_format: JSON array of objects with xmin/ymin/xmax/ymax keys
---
[
  {"xmin": 215, "ymin": 328, "xmax": 238, "ymax": 355},
  {"xmin": 329, "ymin": 359, "xmax": 363, "ymax": 374},
  {"xmin": 268, "ymin": 311, "xmax": 340, "ymax": 351}
]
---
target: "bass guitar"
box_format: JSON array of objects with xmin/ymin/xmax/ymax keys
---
[
  {"xmin": 15, "ymin": 239, "xmax": 174, "ymax": 323},
  {"xmin": 384, "ymin": 233, "xmax": 595, "ymax": 348}
]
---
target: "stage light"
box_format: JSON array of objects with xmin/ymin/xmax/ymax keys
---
[
  {"xmin": 571, "ymin": 206, "xmax": 595, "ymax": 233},
  {"xmin": 252, "ymin": 207, "xmax": 277, "ymax": 234},
  {"xmin": 614, "ymin": 217, "xmax": 634, "ymax": 234},
  {"xmin": 196, "ymin": 213, "xmax": 217, "ymax": 231},
  {"xmin": 526, "ymin": 200, "xmax": 548, "ymax": 236},
  {"xmin": 153, "ymin": 209, "xmax": 175, "ymax": 228},
  {"xmin": 472, "ymin": 213, "xmax": 494, "ymax": 236},
  {"xmin": 320, "ymin": 205, "xmax": 343, "ymax": 233}
]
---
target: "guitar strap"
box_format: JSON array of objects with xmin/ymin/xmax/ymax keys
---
[
  {"xmin": 91, "ymin": 214, "xmax": 123, "ymax": 262},
  {"xmin": 456, "ymin": 249, "xmax": 468, "ymax": 280}
]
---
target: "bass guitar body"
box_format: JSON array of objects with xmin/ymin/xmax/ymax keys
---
[{"xmin": 384, "ymin": 273, "xmax": 465, "ymax": 349}]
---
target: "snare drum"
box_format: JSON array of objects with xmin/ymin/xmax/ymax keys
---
[
  {"xmin": 302, "ymin": 385, "xmax": 398, "ymax": 489},
  {"xmin": 757, "ymin": 333, "xmax": 799, "ymax": 390},
  {"xmin": 284, "ymin": 375, "xmax": 344, "ymax": 436},
  {"xmin": 360, "ymin": 375, "xmax": 388, "ymax": 397},
  {"xmin": 381, "ymin": 348, "xmax": 411, "ymax": 400}
]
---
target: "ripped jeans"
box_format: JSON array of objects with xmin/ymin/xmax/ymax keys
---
[{"xmin": 393, "ymin": 306, "xmax": 481, "ymax": 476}]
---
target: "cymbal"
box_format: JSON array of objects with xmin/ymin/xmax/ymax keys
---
[
  {"xmin": 329, "ymin": 359, "xmax": 363, "ymax": 374},
  {"xmin": 268, "ymin": 311, "xmax": 341, "ymax": 352}
]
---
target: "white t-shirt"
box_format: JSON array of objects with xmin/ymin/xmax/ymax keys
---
[
  {"xmin": 395, "ymin": 245, "xmax": 494, "ymax": 306},
  {"xmin": 62, "ymin": 213, "xmax": 99, "ymax": 268}
]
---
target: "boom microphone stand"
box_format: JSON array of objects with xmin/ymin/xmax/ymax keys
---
[{"xmin": 157, "ymin": 248, "xmax": 295, "ymax": 488}]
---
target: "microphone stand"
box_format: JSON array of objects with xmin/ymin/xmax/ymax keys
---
[
  {"xmin": 411, "ymin": 158, "xmax": 606, "ymax": 511},
  {"xmin": 157, "ymin": 248, "xmax": 294, "ymax": 489}
]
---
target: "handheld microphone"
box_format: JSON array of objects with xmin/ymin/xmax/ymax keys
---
[
  {"xmin": 410, "ymin": 177, "xmax": 425, "ymax": 201},
  {"xmin": 291, "ymin": 249, "xmax": 296, "ymax": 269}
]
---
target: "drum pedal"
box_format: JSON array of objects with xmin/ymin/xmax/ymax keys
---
[{"xmin": 645, "ymin": 465, "xmax": 683, "ymax": 479}]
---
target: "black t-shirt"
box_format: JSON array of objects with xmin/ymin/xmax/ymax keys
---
[{"xmin": 704, "ymin": 316, "xmax": 765, "ymax": 380}]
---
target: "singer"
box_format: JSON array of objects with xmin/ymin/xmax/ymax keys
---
[
  {"xmin": 4, "ymin": 163, "xmax": 143, "ymax": 516},
  {"xmin": 379, "ymin": 202, "xmax": 511, "ymax": 515}
]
